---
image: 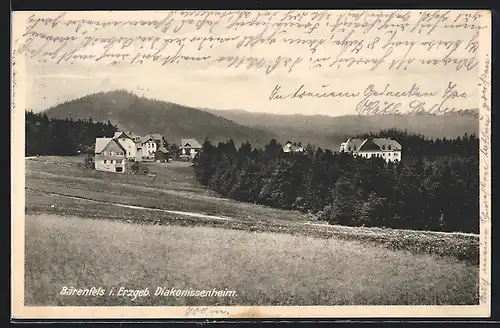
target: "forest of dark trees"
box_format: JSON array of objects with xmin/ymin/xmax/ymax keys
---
[
  {"xmin": 26, "ymin": 111, "xmax": 118, "ymax": 156},
  {"xmin": 26, "ymin": 111, "xmax": 185, "ymax": 158},
  {"xmin": 194, "ymin": 129, "xmax": 479, "ymax": 233},
  {"xmin": 25, "ymin": 109, "xmax": 479, "ymax": 234},
  {"xmin": 351, "ymin": 129, "xmax": 478, "ymax": 158}
]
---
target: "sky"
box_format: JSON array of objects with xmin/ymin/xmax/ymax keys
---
[
  {"xmin": 16, "ymin": 10, "xmax": 482, "ymax": 117},
  {"xmin": 24, "ymin": 59, "xmax": 478, "ymax": 117}
]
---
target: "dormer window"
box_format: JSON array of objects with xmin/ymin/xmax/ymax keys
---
[
  {"xmin": 388, "ymin": 145, "xmax": 392, "ymax": 150},
  {"xmin": 382, "ymin": 145, "xmax": 386, "ymax": 150},
  {"xmin": 348, "ymin": 146, "xmax": 351, "ymax": 151}
]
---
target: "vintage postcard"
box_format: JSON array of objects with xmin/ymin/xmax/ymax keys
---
[{"xmin": 11, "ymin": 9, "xmax": 491, "ymax": 319}]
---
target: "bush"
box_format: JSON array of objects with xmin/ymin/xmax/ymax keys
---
[
  {"xmin": 83, "ymin": 155, "xmax": 95, "ymax": 170},
  {"xmin": 130, "ymin": 161, "xmax": 149, "ymax": 175}
]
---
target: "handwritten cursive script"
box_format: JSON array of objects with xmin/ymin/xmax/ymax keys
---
[
  {"xmin": 12, "ymin": 10, "xmax": 488, "ymax": 117},
  {"xmin": 269, "ymin": 84, "xmax": 359, "ymax": 100},
  {"xmin": 184, "ymin": 306, "xmax": 230, "ymax": 317},
  {"xmin": 478, "ymin": 52, "xmax": 491, "ymax": 306},
  {"xmin": 15, "ymin": 11, "xmax": 486, "ymax": 72}
]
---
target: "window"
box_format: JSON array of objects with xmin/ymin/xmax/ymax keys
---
[
  {"xmin": 110, "ymin": 151, "xmax": 115, "ymax": 156},
  {"xmin": 103, "ymin": 160, "xmax": 107, "ymax": 164},
  {"xmin": 382, "ymin": 145, "xmax": 386, "ymax": 150},
  {"xmin": 388, "ymin": 145, "xmax": 392, "ymax": 150},
  {"xmin": 128, "ymin": 151, "xmax": 131, "ymax": 155},
  {"xmin": 103, "ymin": 151, "xmax": 107, "ymax": 156},
  {"xmin": 116, "ymin": 167, "xmax": 123, "ymax": 172},
  {"xmin": 116, "ymin": 160, "xmax": 122, "ymax": 164},
  {"xmin": 353, "ymin": 146, "xmax": 356, "ymax": 151},
  {"xmin": 110, "ymin": 160, "xmax": 113, "ymax": 164},
  {"xmin": 348, "ymin": 146, "xmax": 351, "ymax": 151},
  {"xmin": 394, "ymin": 152, "xmax": 397, "ymax": 156}
]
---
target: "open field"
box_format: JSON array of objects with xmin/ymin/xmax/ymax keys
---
[
  {"xmin": 25, "ymin": 214, "xmax": 479, "ymax": 306},
  {"xmin": 26, "ymin": 156, "xmax": 309, "ymax": 223},
  {"xmin": 25, "ymin": 156, "xmax": 480, "ymax": 264},
  {"xmin": 23, "ymin": 156, "xmax": 480, "ymax": 306}
]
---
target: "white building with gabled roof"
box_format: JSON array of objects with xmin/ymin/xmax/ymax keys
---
[
  {"xmin": 113, "ymin": 131, "xmax": 137, "ymax": 160},
  {"xmin": 340, "ymin": 137, "xmax": 402, "ymax": 163},
  {"xmin": 94, "ymin": 137, "xmax": 127, "ymax": 173},
  {"xmin": 137, "ymin": 133, "xmax": 165, "ymax": 161},
  {"xmin": 180, "ymin": 138, "xmax": 202, "ymax": 160}
]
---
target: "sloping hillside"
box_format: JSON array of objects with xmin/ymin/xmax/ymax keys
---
[
  {"xmin": 41, "ymin": 90, "xmax": 479, "ymax": 150},
  {"xmin": 202, "ymin": 109, "xmax": 479, "ymax": 149},
  {"xmin": 43, "ymin": 90, "xmax": 278, "ymax": 147}
]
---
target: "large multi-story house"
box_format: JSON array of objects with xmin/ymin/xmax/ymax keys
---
[
  {"xmin": 180, "ymin": 138, "xmax": 202, "ymax": 161},
  {"xmin": 137, "ymin": 133, "xmax": 166, "ymax": 161},
  {"xmin": 94, "ymin": 137, "xmax": 127, "ymax": 173},
  {"xmin": 340, "ymin": 137, "xmax": 402, "ymax": 163},
  {"xmin": 94, "ymin": 131, "xmax": 169, "ymax": 170},
  {"xmin": 113, "ymin": 131, "xmax": 137, "ymax": 160}
]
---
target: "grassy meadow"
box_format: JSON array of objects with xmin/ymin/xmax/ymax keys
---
[
  {"xmin": 26, "ymin": 156, "xmax": 309, "ymax": 223},
  {"xmin": 25, "ymin": 214, "xmax": 479, "ymax": 306},
  {"xmin": 23, "ymin": 156, "xmax": 480, "ymax": 306}
]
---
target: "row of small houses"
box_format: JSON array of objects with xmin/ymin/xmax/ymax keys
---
[
  {"xmin": 283, "ymin": 137, "xmax": 402, "ymax": 163},
  {"xmin": 94, "ymin": 131, "xmax": 202, "ymax": 173},
  {"xmin": 95, "ymin": 133, "xmax": 403, "ymax": 173}
]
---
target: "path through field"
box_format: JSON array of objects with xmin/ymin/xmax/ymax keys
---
[
  {"xmin": 23, "ymin": 157, "xmax": 480, "ymax": 306},
  {"xmin": 29, "ymin": 186, "xmax": 478, "ymax": 238},
  {"xmin": 29, "ymin": 188, "xmax": 234, "ymax": 221}
]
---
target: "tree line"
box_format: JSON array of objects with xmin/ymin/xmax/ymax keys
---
[
  {"xmin": 26, "ymin": 111, "xmax": 183, "ymax": 157},
  {"xmin": 351, "ymin": 128, "xmax": 478, "ymax": 158},
  {"xmin": 26, "ymin": 111, "xmax": 118, "ymax": 156},
  {"xmin": 193, "ymin": 130, "xmax": 479, "ymax": 233}
]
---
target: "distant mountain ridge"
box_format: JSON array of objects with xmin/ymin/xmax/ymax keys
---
[
  {"xmin": 42, "ymin": 90, "xmax": 279, "ymax": 148},
  {"xmin": 42, "ymin": 90, "xmax": 479, "ymax": 151},
  {"xmin": 200, "ymin": 108, "xmax": 480, "ymax": 149}
]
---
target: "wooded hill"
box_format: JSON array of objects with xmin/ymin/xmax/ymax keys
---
[{"xmin": 42, "ymin": 90, "xmax": 278, "ymax": 148}]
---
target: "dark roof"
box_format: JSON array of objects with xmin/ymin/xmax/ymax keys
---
[
  {"xmin": 113, "ymin": 131, "xmax": 134, "ymax": 140},
  {"xmin": 372, "ymin": 138, "xmax": 402, "ymax": 151},
  {"xmin": 180, "ymin": 138, "xmax": 202, "ymax": 148},
  {"xmin": 357, "ymin": 138, "xmax": 402, "ymax": 152},
  {"xmin": 358, "ymin": 139, "xmax": 381, "ymax": 152},
  {"xmin": 140, "ymin": 133, "xmax": 163, "ymax": 144}
]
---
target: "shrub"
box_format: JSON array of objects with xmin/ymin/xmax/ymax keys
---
[
  {"xmin": 83, "ymin": 155, "xmax": 95, "ymax": 170},
  {"xmin": 130, "ymin": 161, "xmax": 149, "ymax": 175}
]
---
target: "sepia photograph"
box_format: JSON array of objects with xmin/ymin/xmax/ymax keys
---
[{"xmin": 11, "ymin": 9, "xmax": 491, "ymax": 319}]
